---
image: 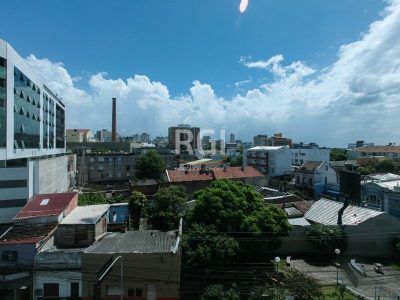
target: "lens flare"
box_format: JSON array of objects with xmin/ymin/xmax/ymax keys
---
[{"xmin": 239, "ymin": 0, "xmax": 249, "ymax": 13}]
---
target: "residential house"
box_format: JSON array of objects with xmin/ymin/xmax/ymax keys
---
[
  {"xmin": 294, "ymin": 161, "xmax": 339, "ymax": 199},
  {"xmin": 55, "ymin": 204, "xmax": 110, "ymax": 248},
  {"xmin": 34, "ymin": 238, "xmax": 86, "ymax": 300},
  {"xmin": 361, "ymin": 173, "xmax": 400, "ymax": 218},
  {"xmin": 0, "ymin": 223, "xmax": 57, "ymax": 300},
  {"xmin": 82, "ymin": 230, "xmax": 181, "ymax": 300},
  {"xmin": 165, "ymin": 166, "xmax": 266, "ymax": 194},
  {"xmin": 348, "ymin": 145, "xmax": 400, "ymax": 159},
  {"xmin": 13, "ymin": 192, "xmax": 78, "ymax": 225}
]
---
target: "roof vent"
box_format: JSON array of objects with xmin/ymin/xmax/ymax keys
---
[{"xmin": 40, "ymin": 199, "xmax": 50, "ymax": 206}]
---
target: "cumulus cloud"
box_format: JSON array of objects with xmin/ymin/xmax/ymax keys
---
[{"xmin": 26, "ymin": 0, "xmax": 400, "ymax": 146}]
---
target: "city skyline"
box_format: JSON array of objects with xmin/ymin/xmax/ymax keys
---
[{"xmin": 1, "ymin": 0, "xmax": 399, "ymax": 147}]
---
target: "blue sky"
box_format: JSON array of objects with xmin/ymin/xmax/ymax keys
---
[{"xmin": 1, "ymin": 0, "xmax": 400, "ymax": 147}]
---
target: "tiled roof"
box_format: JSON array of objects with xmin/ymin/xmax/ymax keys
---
[
  {"xmin": 0, "ymin": 223, "xmax": 57, "ymax": 245},
  {"xmin": 60, "ymin": 204, "xmax": 110, "ymax": 225},
  {"xmin": 14, "ymin": 192, "xmax": 77, "ymax": 220},
  {"xmin": 305, "ymin": 199, "xmax": 384, "ymax": 226},
  {"xmin": 298, "ymin": 161, "xmax": 324, "ymax": 171},
  {"xmin": 274, "ymin": 200, "xmax": 314, "ymax": 214},
  {"xmin": 85, "ymin": 231, "xmax": 180, "ymax": 254},
  {"xmin": 167, "ymin": 166, "xmax": 264, "ymax": 182},
  {"xmin": 354, "ymin": 146, "xmax": 400, "ymax": 153}
]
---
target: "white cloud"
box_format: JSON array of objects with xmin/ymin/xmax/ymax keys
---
[{"xmin": 26, "ymin": 0, "xmax": 400, "ymax": 146}]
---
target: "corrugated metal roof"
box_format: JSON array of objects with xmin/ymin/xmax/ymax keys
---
[
  {"xmin": 85, "ymin": 231, "xmax": 179, "ymax": 254},
  {"xmin": 367, "ymin": 173, "xmax": 400, "ymax": 182},
  {"xmin": 288, "ymin": 218, "xmax": 311, "ymax": 226},
  {"xmin": 284, "ymin": 206, "xmax": 304, "ymax": 218},
  {"xmin": 305, "ymin": 199, "xmax": 384, "ymax": 225},
  {"xmin": 14, "ymin": 192, "xmax": 77, "ymax": 220},
  {"xmin": 60, "ymin": 204, "xmax": 110, "ymax": 225}
]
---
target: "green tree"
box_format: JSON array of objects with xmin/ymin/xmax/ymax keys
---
[
  {"xmin": 376, "ymin": 159, "xmax": 396, "ymax": 173},
  {"xmin": 182, "ymin": 224, "xmax": 239, "ymax": 268},
  {"xmin": 306, "ymin": 225, "xmax": 346, "ymax": 255},
  {"xmin": 135, "ymin": 150, "xmax": 166, "ymax": 180},
  {"xmin": 148, "ymin": 185, "xmax": 187, "ymax": 230},
  {"xmin": 357, "ymin": 166, "xmax": 376, "ymax": 175},
  {"xmin": 330, "ymin": 148, "xmax": 348, "ymax": 161},
  {"xmin": 285, "ymin": 269, "xmax": 321, "ymax": 300},
  {"xmin": 188, "ymin": 180, "xmax": 291, "ymax": 258},
  {"xmin": 201, "ymin": 284, "xmax": 240, "ymax": 300},
  {"xmin": 78, "ymin": 193, "xmax": 108, "ymax": 206},
  {"xmin": 128, "ymin": 191, "xmax": 147, "ymax": 230}
]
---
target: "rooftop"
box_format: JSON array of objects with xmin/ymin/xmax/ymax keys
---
[
  {"xmin": 305, "ymin": 199, "xmax": 384, "ymax": 226},
  {"xmin": 249, "ymin": 146, "xmax": 286, "ymax": 151},
  {"xmin": 354, "ymin": 146, "xmax": 400, "ymax": 153},
  {"xmin": 14, "ymin": 192, "xmax": 77, "ymax": 220},
  {"xmin": 0, "ymin": 223, "xmax": 57, "ymax": 245},
  {"xmin": 85, "ymin": 231, "xmax": 180, "ymax": 254},
  {"xmin": 166, "ymin": 166, "xmax": 264, "ymax": 182},
  {"xmin": 60, "ymin": 204, "xmax": 110, "ymax": 225},
  {"xmin": 366, "ymin": 173, "xmax": 400, "ymax": 182},
  {"xmin": 297, "ymin": 161, "xmax": 324, "ymax": 171}
]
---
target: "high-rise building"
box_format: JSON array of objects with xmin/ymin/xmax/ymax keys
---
[
  {"xmin": 253, "ymin": 135, "xmax": 268, "ymax": 146},
  {"xmin": 168, "ymin": 124, "xmax": 200, "ymax": 152},
  {"xmin": 229, "ymin": 133, "xmax": 235, "ymax": 143},
  {"xmin": 140, "ymin": 132, "xmax": 150, "ymax": 143},
  {"xmin": 96, "ymin": 129, "xmax": 112, "ymax": 142},
  {"xmin": 0, "ymin": 39, "xmax": 74, "ymax": 223},
  {"xmin": 268, "ymin": 133, "xmax": 292, "ymax": 147}
]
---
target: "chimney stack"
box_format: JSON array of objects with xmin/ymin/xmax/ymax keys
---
[{"xmin": 112, "ymin": 97, "xmax": 117, "ymax": 142}]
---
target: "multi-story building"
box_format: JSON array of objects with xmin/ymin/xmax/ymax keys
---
[
  {"xmin": 168, "ymin": 124, "xmax": 200, "ymax": 152},
  {"xmin": 268, "ymin": 132, "xmax": 292, "ymax": 147},
  {"xmin": 290, "ymin": 143, "xmax": 331, "ymax": 166},
  {"xmin": 140, "ymin": 132, "xmax": 150, "ymax": 143},
  {"xmin": 246, "ymin": 146, "xmax": 292, "ymax": 177},
  {"xmin": 229, "ymin": 133, "xmax": 235, "ymax": 143},
  {"xmin": 361, "ymin": 173, "xmax": 400, "ymax": 218},
  {"xmin": 0, "ymin": 39, "xmax": 73, "ymax": 223},
  {"xmin": 96, "ymin": 129, "xmax": 112, "ymax": 142},
  {"xmin": 253, "ymin": 134, "xmax": 268, "ymax": 147},
  {"xmin": 66, "ymin": 128, "xmax": 96, "ymax": 143}
]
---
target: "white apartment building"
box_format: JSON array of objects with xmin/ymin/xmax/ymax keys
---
[
  {"xmin": 246, "ymin": 146, "xmax": 292, "ymax": 177},
  {"xmin": 290, "ymin": 147, "xmax": 331, "ymax": 166}
]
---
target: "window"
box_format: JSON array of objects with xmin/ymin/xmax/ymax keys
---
[
  {"xmin": 71, "ymin": 282, "xmax": 79, "ymax": 298},
  {"xmin": 128, "ymin": 288, "xmax": 135, "ymax": 297},
  {"xmin": 43, "ymin": 283, "xmax": 59, "ymax": 297},
  {"xmin": 136, "ymin": 288, "xmax": 143, "ymax": 297},
  {"xmin": 324, "ymin": 177, "xmax": 327, "ymax": 185},
  {"xmin": 309, "ymin": 178, "xmax": 313, "ymax": 185},
  {"xmin": 365, "ymin": 194, "xmax": 381, "ymax": 207},
  {"xmin": 2, "ymin": 251, "xmax": 17, "ymax": 262},
  {"xmin": 325, "ymin": 165, "xmax": 328, "ymax": 171},
  {"xmin": 0, "ymin": 78, "xmax": 5, "ymax": 88},
  {"xmin": 0, "ymin": 57, "xmax": 6, "ymax": 67}
]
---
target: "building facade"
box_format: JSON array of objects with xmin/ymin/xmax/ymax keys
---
[
  {"xmin": 66, "ymin": 129, "xmax": 96, "ymax": 143},
  {"xmin": 290, "ymin": 144, "xmax": 331, "ymax": 166},
  {"xmin": 246, "ymin": 146, "xmax": 292, "ymax": 177},
  {"xmin": 253, "ymin": 135, "xmax": 268, "ymax": 147},
  {"xmin": 0, "ymin": 39, "xmax": 70, "ymax": 223}
]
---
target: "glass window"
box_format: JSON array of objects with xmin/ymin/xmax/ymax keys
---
[
  {"xmin": 2, "ymin": 251, "xmax": 18, "ymax": 262},
  {"xmin": 43, "ymin": 283, "xmax": 59, "ymax": 297}
]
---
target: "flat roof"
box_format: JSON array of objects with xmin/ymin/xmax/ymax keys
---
[
  {"xmin": 60, "ymin": 204, "xmax": 110, "ymax": 225},
  {"xmin": 249, "ymin": 146, "xmax": 285, "ymax": 151}
]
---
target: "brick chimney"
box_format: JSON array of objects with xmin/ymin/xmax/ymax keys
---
[{"xmin": 112, "ymin": 97, "xmax": 117, "ymax": 142}]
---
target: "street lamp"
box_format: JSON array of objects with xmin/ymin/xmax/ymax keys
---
[
  {"xmin": 275, "ymin": 256, "xmax": 281, "ymax": 273},
  {"xmin": 334, "ymin": 248, "xmax": 341, "ymax": 285}
]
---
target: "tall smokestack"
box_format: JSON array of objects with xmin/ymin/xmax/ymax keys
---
[{"xmin": 112, "ymin": 97, "xmax": 117, "ymax": 142}]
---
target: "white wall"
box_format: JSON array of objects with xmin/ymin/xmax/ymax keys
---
[
  {"xmin": 290, "ymin": 148, "xmax": 330, "ymax": 166},
  {"xmin": 35, "ymin": 271, "xmax": 82, "ymax": 299},
  {"xmin": 270, "ymin": 148, "xmax": 292, "ymax": 176},
  {"xmin": 33, "ymin": 155, "xmax": 69, "ymax": 194}
]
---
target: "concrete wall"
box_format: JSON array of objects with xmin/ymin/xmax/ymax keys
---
[
  {"xmin": 0, "ymin": 243, "xmax": 36, "ymax": 267},
  {"xmin": 32, "ymin": 155, "xmax": 69, "ymax": 194},
  {"xmin": 290, "ymin": 148, "xmax": 330, "ymax": 166},
  {"xmin": 82, "ymin": 252, "xmax": 181, "ymax": 300}
]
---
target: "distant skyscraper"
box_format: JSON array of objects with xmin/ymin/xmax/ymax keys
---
[
  {"xmin": 140, "ymin": 132, "xmax": 150, "ymax": 143},
  {"xmin": 229, "ymin": 133, "xmax": 235, "ymax": 143}
]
